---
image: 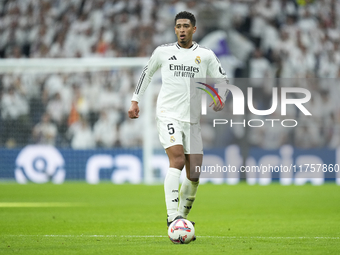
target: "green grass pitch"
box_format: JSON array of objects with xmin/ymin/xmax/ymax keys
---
[{"xmin": 0, "ymin": 182, "xmax": 339, "ymax": 254}]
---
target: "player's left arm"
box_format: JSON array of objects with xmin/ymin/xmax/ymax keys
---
[{"xmin": 206, "ymin": 52, "xmax": 229, "ymax": 112}]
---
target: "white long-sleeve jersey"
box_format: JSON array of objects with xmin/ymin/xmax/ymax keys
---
[{"xmin": 131, "ymin": 42, "xmax": 229, "ymax": 123}]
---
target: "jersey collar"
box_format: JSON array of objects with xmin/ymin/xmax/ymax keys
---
[{"xmin": 176, "ymin": 41, "xmax": 198, "ymax": 51}]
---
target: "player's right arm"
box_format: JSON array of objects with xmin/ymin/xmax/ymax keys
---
[
  {"xmin": 128, "ymin": 101, "xmax": 139, "ymax": 119},
  {"xmin": 128, "ymin": 47, "xmax": 161, "ymax": 119}
]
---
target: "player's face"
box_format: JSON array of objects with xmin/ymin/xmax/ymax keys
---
[{"xmin": 174, "ymin": 19, "xmax": 196, "ymax": 47}]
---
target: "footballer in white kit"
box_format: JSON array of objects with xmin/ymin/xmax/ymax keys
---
[
  {"xmin": 128, "ymin": 11, "xmax": 228, "ymax": 233},
  {"xmin": 132, "ymin": 42, "xmax": 228, "ymax": 153}
]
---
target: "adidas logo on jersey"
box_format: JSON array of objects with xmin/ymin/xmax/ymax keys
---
[{"xmin": 168, "ymin": 55, "xmax": 177, "ymax": 60}]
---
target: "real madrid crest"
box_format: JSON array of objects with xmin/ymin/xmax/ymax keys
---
[
  {"xmin": 195, "ymin": 56, "xmax": 201, "ymax": 64},
  {"xmin": 170, "ymin": 136, "xmax": 176, "ymax": 143}
]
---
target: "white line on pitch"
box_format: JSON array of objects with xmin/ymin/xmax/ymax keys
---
[
  {"xmin": 5, "ymin": 235, "xmax": 339, "ymax": 240},
  {"xmin": 0, "ymin": 202, "xmax": 85, "ymax": 207}
]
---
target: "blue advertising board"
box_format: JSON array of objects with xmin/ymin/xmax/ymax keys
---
[{"xmin": 0, "ymin": 145, "xmax": 339, "ymax": 185}]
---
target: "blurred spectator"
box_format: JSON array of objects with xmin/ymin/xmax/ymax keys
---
[
  {"xmin": 1, "ymin": 86, "xmax": 22, "ymax": 146},
  {"xmin": 260, "ymin": 112, "xmax": 290, "ymax": 150},
  {"xmin": 70, "ymin": 84, "xmax": 90, "ymax": 121},
  {"xmin": 46, "ymin": 92, "xmax": 68, "ymax": 131},
  {"xmin": 249, "ymin": 48, "xmax": 271, "ymax": 109},
  {"xmin": 68, "ymin": 117, "xmax": 95, "ymax": 149},
  {"xmin": 327, "ymin": 113, "xmax": 340, "ymax": 149},
  {"xmin": 294, "ymin": 124, "xmax": 322, "ymax": 149},
  {"xmin": 93, "ymin": 110, "xmax": 118, "ymax": 148},
  {"xmin": 32, "ymin": 112, "xmax": 58, "ymax": 145},
  {"xmin": 119, "ymin": 117, "xmax": 143, "ymax": 148},
  {"xmin": 249, "ymin": 48, "xmax": 272, "ymax": 81},
  {"xmin": 1, "ymin": 85, "xmax": 30, "ymax": 146}
]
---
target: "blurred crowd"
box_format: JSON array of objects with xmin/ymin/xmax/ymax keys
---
[{"xmin": 0, "ymin": 0, "xmax": 340, "ymax": 149}]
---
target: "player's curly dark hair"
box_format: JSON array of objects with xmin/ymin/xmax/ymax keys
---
[{"xmin": 175, "ymin": 11, "xmax": 196, "ymax": 26}]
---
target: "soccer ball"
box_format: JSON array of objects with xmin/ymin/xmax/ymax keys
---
[{"xmin": 168, "ymin": 219, "xmax": 195, "ymax": 244}]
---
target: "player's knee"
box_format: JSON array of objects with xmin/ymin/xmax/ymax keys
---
[
  {"xmin": 187, "ymin": 171, "xmax": 200, "ymax": 182},
  {"xmin": 187, "ymin": 176, "xmax": 199, "ymax": 182},
  {"xmin": 170, "ymin": 156, "xmax": 186, "ymax": 170}
]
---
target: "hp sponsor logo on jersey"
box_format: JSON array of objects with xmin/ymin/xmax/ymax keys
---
[{"xmin": 14, "ymin": 145, "xmax": 66, "ymax": 184}]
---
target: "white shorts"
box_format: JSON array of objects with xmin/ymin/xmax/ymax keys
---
[{"xmin": 156, "ymin": 116, "xmax": 203, "ymax": 154}]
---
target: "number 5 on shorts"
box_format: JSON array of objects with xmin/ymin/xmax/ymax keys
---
[{"xmin": 167, "ymin": 123, "xmax": 175, "ymax": 135}]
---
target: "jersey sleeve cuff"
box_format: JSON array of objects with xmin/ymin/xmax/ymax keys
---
[
  {"xmin": 131, "ymin": 94, "xmax": 140, "ymax": 103},
  {"xmin": 218, "ymin": 95, "xmax": 225, "ymax": 103}
]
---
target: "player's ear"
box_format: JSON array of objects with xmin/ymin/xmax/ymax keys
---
[{"xmin": 193, "ymin": 26, "xmax": 197, "ymax": 34}]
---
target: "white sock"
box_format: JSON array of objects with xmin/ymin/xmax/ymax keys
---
[
  {"xmin": 164, "ymin": 168, "xmax": 182, "ymax": 221},
  {"xmin": 178, "ymin": 177, "xmax": 199, "ymax": 218}
]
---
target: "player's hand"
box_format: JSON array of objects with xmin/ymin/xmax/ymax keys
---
[
  {"xmin": 209, "ymin": 96, "xmax": 225, "ymax": 112},
  {"xmin": 128, "ymin": 101, "xmax": 140, "ymax": 119}
]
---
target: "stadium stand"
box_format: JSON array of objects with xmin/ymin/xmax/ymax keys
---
[{"xmin": 0, "ymin": 0, "xmax": 339, "ymax": 149}]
